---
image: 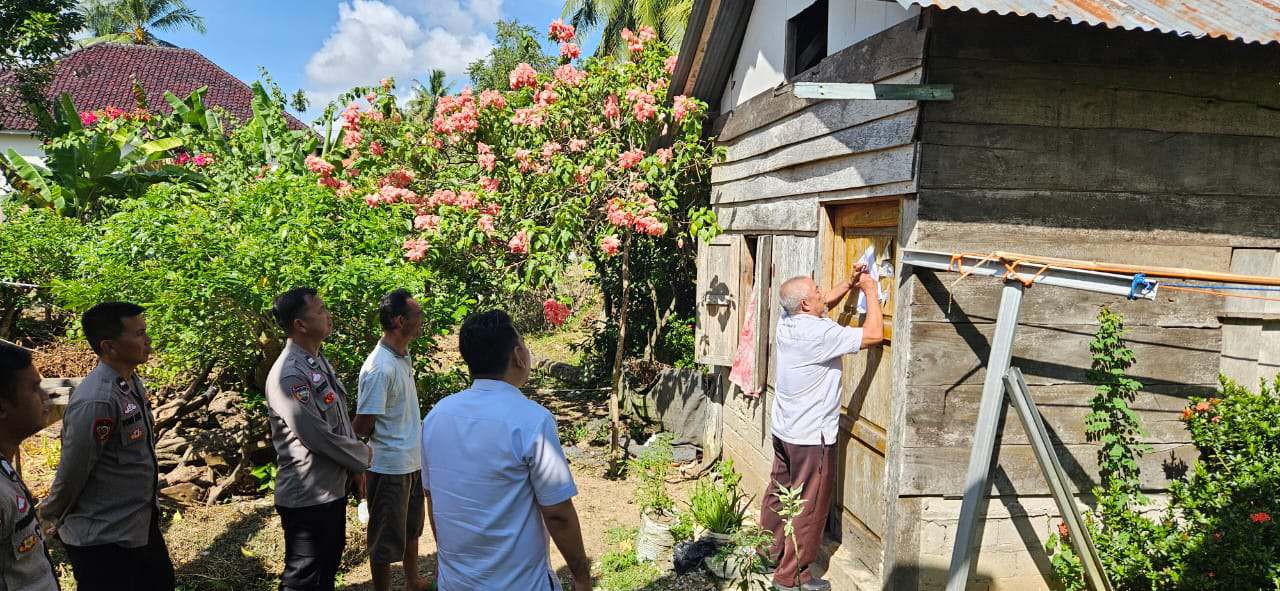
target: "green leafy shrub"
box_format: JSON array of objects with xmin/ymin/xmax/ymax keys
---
[
  {"xmin": 55, "ymin": 176, "xmax": 472, "ymax": 390},
  {"xmin": 1048, "ymin": 309, "xmax": 1280, "ymax": 590},
  {"xmin": 628, "ymin": 433, "xmax": 674, "ymax": 515},
  {"xmin": 0, "ymin": 204, "xmax": 88, "ymax": 340},
  {"xmin": 596, "ymin": 526, "xmax": 663, "ymax": 590},
  {"xmin": 689, "ymin": 459, "xmax": 747, "ymax": 534}
]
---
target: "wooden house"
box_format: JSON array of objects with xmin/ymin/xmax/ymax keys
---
[{"xmin": 673, "ymin": 1, "xmax": 1280, "ymax": 589}]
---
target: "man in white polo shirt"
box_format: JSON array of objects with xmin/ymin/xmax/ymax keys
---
[
  {"xmin": 762, "ymin": 267, "xmax": 884, "ymax": 591},
  {"xmin": 354, "ymin": 289, "xmax": 427, "ymax": 591},
  {"xmin": 420, "ymin": 310, "xmax": 592, "ymax": 591}
]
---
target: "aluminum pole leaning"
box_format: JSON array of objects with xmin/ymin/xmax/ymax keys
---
[
  {"xmin": 1004, "ymin": 368, "xmax": 1113, "ymax": 591},
  {"xmin": 945, "ymin": 280, "xmax": 1026, "ymax": 591}
]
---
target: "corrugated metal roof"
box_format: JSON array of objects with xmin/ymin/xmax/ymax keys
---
[{"xmin": 896, "ymin": 0, "xmax": 1280, "ymax": 45}]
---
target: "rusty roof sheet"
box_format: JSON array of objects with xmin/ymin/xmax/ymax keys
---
[{"xmin": 896, "ymin": 0, "xmax": 1280, "ymax": 45}]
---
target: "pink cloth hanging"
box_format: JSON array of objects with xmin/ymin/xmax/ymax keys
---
[{"xmin": 728, "ymin": 292, "xmax": 761, "ymax": 397}]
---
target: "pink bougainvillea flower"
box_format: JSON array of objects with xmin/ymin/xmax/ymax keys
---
[
  {"xmin": 341, "ymin": 103, "xmax": 362, "ymax": 130},
  {"xmin": 509, "ymin": 62, "xmax": 538, "ymax": 90},
  {"xmin": 103, "ymin": 106, "xmax": 125, "ymax": 120},
  {"xmin": 604, "ymin": 94, "xmax": 620, "ymax": 120},
  {"xmin": 536, "ymin": 84, "xmax": 559, "ymax": 107},
  {"xmin": 1057, "ymin": 522, "xmax": 1069, "ymax": 538},
  {"xmin": 430, "ymin": 189, "xmax": 457, "ymax": 207},
  {"xmin": 621, "ymin": 27, "xmax": 644, "ymax": 53},
  {"xmin": 79, "ymin": 111, "xmax": 98, "ymax": 126},
  {"xmin": 381, "ymin": 169, "xmax": 414, "ymax": 189},
  {"xmin": 665, "ymin": 55, "xmax": 678, "ymax": 74},
  {"xmin": 548, "ymin": 19, "xmax": 575, "ymax": 42},
  {"xmin": 479, "ymin": 176, "xmax": 500, "ymax": 192},
  {"xmin": 369, "ymin": 141, "xmax": 385, "ymax": 156},
  {"xmin": 554, "ymin": 64, "xmax": 587, "ymax": 87},
  {"xmin": 560, "ymin": 42, "xmax": 581, "ymax": 60},
  {"xmin": 514, "ymin": 148, "xmax": 535, "ymax": 172},
  {"xmin": 175, "ymin": 152, "xmax": 191, "ymax": 166},
  {"xmin": 482, "ymin": 202, "xmax": 501, "ymax": 216},
  {"xmin": 478, "ymin": 89, "xmax": 506, "ymax": 110},
  {"xmin": 478, "ymin": 214, "xmax": 495, "ymax": 234},
  {"xmin": 626, "ymin": 88, "xmax": 657, "ymax": 121},
  {"xmin": 403, "ymin": 239, "xmax": 430, "ymax": 262},
  {"xmin": 456, "ymin": 190, "xmax": 480, "ymax": 210},
  {"xmin": 508, "ymin": 229, "xmax": 530, "ymax": 254},
  {"xmin": 543, "ymin": 299, "xmax": 571, "ymax": 327},
  {"xmin": 541, "ymin": 141, "xmax": 562, "ymax": 160},
  {"xmin": 568, "ymin": 138, "xmax": 588, "ymax": 152},
  {"xmin": 601, "ymin": 236, "xmax": 622, "ymax": 256},
  {"xmin": 1195, "ymin": 401, "xmax": 1211, "ymax": 412},
  {"xmin": 575, "ymin": 165, "xmax": 594, "ymax": 185},
  {"xmin": 511, "ymin": 107, "xmax": 546, "ymax": 128},
  {"xmin": 343, "ymin": 129, "xmax": 363, "ymax": 149},
  {"xmin": 1251, "ymin": 512, "xmax": 1272, "ymax": 524},
  {"xmin": 364, "ymin": 193, "xmax": 381, "ymax": 207},
  {"xmin": 192, "ymin": 153, "xmax": 213, "ymax": 167},
  {"xmin": 305, "ymin": 154, "xmax": 335, "ymax": 177},
  {"xmin": 673, "ymin": 95, "xmax": 696, "ymax": 122},
  {"xmin": 617, "ymin": 149, "xmax": 645, "ymax": 169},
  {"xmin": 414, "ymin": 214, "xmax": 441, "ymax": 231},
  {"xmin": 656, "ymin": 147, "xmax": 674, "ymax": 165}
]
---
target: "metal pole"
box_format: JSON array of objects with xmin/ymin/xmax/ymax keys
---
[
  {"xmin": 945, "ymin": 280, "xmax": 1025, "ymax": 591},
  {"xmin": 1004, "ymin": 368, "xmax": 1113, "ymax": 591}
]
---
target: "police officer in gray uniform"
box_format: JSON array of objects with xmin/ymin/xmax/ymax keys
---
[
  {"xmin": 267, "ymin": 287, "xmax": 372, "ymax": 591},
  {"xmin": 0, "ymin": 341, "xmax": 59, "ymax": 591},
  {"xmin": 41, "ymin": 302, "xmax": 175, "ymax": 590}
]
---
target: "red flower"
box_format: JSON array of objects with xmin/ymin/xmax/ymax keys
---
[
  {"xmin": 1057, "ymin": 522, "xmax": 1069, "ymax": 538},
  {"xmin": 543, "ymin": 299, "xmax": 571, "ymax": 327},
  {"xmin": 1182, "ymin": 407, "xmax": 1193, "ymax": 421},
  {"xmin": 1195, "ymin": 401, "xmax": 1211, "ymax": 413},
  {"xmin": 1250, "ymin": 512, "xmax": 1272, "ymax": 524}
]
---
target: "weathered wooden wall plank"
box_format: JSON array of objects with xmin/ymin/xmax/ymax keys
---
[
  {"xmin": 713, "ymin": 109, "xmax": 918, "ymax": 184},
  {"xmin": 838, "ymin": 436, "xmax": 888, "ymax": 535},
  {"xmin": 714, "ymin": 197, "xmax": 821, "ymax": 233},
  {"xmin": 903, "ymin": 384, "xmax": 1197, "ymax": 449},
  {"xmin": 721, "ymin": 69, "xmax": 921, "ymax": 164},
  {"xmin": 918, "ymin": 122, "xmax": 1280, "ymax": 197},
  {"xmin": 906, "ymin": 322, "xmax": 1221, "ymax": 388},
  {"xmin": 925, "ymin": 9, "xmax": 1280, "ymax": 75},
  {"xmin": 712, "ymin": 145, "xmax": 916, "ymax": 205},
  {"xmin": 714, "ymin": 17, "xmax": 926, "ymax": 142},
  {"xmin": 900, "ymin": 442, "xmax": 1198, "ymax": 496},
  {"xmin": 924, "ymin": 58, "xmax": 1280, "ymax": 138}
]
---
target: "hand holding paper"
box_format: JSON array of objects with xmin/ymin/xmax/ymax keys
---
[{"xmin": 856, "ymin": 246, "xmax": 890, "ymax": 313}]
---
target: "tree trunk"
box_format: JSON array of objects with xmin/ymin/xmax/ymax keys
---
[
  {"xmin": 0, "ymin": 301, "xmax": 20, "ymax": 342},
  {"xmin": 608, "ymin": 231, "xmax": 633, "ymax": 457}
]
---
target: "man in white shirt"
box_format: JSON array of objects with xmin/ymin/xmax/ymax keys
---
[
  {"xmin": 762, "ymin": 267, "xmax": 884, "ymax": 591},
  {"xmin": 354, "ymin": 289, "xmax": 427, "ymax": 591},
  {"xmin": 420, "ymin": 310, "xmax": 592, "ymax": 591}
]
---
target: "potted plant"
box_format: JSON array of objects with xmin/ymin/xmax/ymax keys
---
[
  {"xmin": 705, "ymin": 524, "xmax": 775, "ymax": 587},
  {"xmin": 690, "ymin": 459, "xmax": 748, "ymax": 545},
  {"xmin": 629, "ymin": 434, "xmax": 676, "ymax": 565}
]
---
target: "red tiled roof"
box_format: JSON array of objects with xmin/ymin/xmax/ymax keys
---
[{"xmin": 0, "ymin": 42, "xmax": 309, "ymax": 132}]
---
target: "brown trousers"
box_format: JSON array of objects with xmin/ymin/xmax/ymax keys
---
[{"xmin": 760, "ymin": 435, "xmax": 837, "ymax": 588}]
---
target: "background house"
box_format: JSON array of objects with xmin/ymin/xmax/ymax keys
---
[
  {"xmin": 675, "ymin": 1, "xmax": 1280, "ymax": 589},
  {"xmin": 0, "ymin": 42, "xmax": 308, "ymax": 163}
]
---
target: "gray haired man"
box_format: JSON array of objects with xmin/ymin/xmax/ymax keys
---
[{"xmin": 762, "ymin": 267, "xmax": 884, "ymax": 591}]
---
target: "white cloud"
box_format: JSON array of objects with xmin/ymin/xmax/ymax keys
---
[{"xmin": 303, "ymin": 0, "xmax": 496, "ymax": 112}]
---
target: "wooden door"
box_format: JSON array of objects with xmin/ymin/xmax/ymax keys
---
[{"xmin": 823, "ymin": 200, "xmax": 899, "ymax": 566}]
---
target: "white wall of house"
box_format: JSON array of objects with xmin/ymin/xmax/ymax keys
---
[
  {"xmin": 719, "ymin": 0, "xmax": 919, "ymax": 110},
  {"xmin": 0, "ymin": 132, "xmax": 43, "ymax": 161}
]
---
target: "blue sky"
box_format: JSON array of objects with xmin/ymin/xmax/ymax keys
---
[{"xmin": 160, "ymin": 0, "xmax": 599, "ymax": 123}]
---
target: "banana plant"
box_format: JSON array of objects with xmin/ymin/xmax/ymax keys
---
[{"xmin": 0, "ymin": 93, "xmax": 199, "ymax": 220}]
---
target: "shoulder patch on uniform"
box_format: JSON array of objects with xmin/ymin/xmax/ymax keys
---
[
  {"xmin": 93, "ymin": 417, "xmax": 115, "ymax": 444},
  {"xmin": 16, "ymin": 532, "xmax": 39, "ymax": 553},
  {"xmin": 290, "ymin": 382, "xmax": 311, "ymax": 403}
]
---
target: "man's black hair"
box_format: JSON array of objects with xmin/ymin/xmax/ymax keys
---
[
  {"xmin": 272, "ymin": 287, "xmax": 318, "ymax": 333},
  {"xmin": 458, "ymin": 310, "xmax": 520, "ymax": 377},
  {"xmin": 378, "ymin": 289, "xmax": 415, "ymax": 331},
  {"xmin": 0, "ymin": 341, "xmax": 33, "ymax": 400},
  {"xmin": 82, "ymin": 301, "xmax": 146, "ymax": 354}
]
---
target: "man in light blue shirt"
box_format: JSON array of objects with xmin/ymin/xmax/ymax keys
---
[
  {"xmin": 355, "ymin": 289, "xmax": 426, "ymax": 591},
  {"xmin": 421, "ymin": 310, "xmax": 592, "ymax": 591}
]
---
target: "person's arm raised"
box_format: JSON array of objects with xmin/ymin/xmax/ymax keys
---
[{"xmin": 858, "ymin": 270, "xmax": 885, "ymax": 349}]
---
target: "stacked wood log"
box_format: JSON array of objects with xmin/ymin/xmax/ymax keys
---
[{"xmin": 152, "ymin": 381, "xmax": 270, "ymax": 506}]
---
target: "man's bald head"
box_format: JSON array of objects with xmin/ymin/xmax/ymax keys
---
[{"xmin": 779, "ymin": 276, "xmax": 819, "ymax": 316}]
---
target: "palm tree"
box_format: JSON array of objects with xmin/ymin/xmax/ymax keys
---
[
  {"xmin": 563, "ymin": 0, "xmax": 691, "ymax": 58},
  {"xmin": 79, "ymin": 0, "xmax": 205, "ymax": 47},
  {"xmin": 407, "ymin": 69, "xmax": 452, "ymax": 124}
]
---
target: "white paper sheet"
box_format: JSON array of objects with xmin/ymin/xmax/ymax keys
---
[{"xmin": 856, "ymin": 246, "xmax": 889, "ymax": 313}]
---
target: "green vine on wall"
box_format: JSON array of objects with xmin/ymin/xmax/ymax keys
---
[{"xmin": 1085, "ymin": 307, "xmax": 1152, "ymax": 504}]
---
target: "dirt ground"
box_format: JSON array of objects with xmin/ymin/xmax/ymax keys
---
[{"xmin": 22, "ymin": 388, "xmax": 718, "ymax": 591}]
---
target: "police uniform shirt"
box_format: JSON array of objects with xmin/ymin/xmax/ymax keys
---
[
  {"xmin": 0, "ymin": 458, "xmax": 58, "ymax": 591},
  {"xmin": 267, "ymin": 340, "xmax": 370, "ymax": 508},
  {"xmin": 40, "ymin": 363, "xmax": 159, "ymax": 548}
]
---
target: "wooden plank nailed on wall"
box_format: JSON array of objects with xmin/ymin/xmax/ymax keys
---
[
  {"xmin": 793, "ymin": 82, "xmax": 953, "ymax": 101},
  {"xmin": 696, "ymin": 235, "xmax": 741, "ymax": 366}
]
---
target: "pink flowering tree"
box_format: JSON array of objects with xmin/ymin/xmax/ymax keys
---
[{"xmin": 309, "ymin": 21, "xmax": 720, "ymax": 452}]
